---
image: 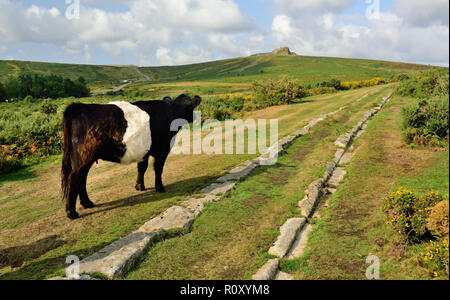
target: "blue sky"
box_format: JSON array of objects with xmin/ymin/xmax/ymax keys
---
[{"xmin": 0, "ymin": 0, "xmax": 448, "ymax": 66}]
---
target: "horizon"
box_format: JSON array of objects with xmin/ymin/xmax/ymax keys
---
[
  {"xmin": 0, "ymin": 0, "xmax": 449, "ymax": 67},
  {"xmin": 0, "ymin": 48, "xmax": 447, "ymax": 69}
]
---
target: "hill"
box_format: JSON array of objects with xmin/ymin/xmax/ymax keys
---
[
  {"xmin": 139, "ymin": 53, "xmax": 434, "ymax": 84},
  {"xmin": 0, "ymin": 60, "xmax": 141, "ymax": 84},
  {"xmin": 0, "ymin": 50, "xmax": 436, "ymax": 86}
]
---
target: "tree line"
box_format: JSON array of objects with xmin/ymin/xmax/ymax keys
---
[{"xmin": 0, "ymin": 73, "xmax": 90, "ymax": 101}]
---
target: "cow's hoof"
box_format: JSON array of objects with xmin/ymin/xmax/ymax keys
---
[
  {"xmin": 135, "ymin": 183, "xmax": 146, "ymax": 191},
  {"xmin": 81, "ymin": 200, "xmax": 95, "ymax": 209},
  {"xmin": 67, "ymin": 211, "xmax": 80, "ymax": 220},
  {"xmin": 156, "ymin": 187, "xmax": 166, "ymax": 193}
]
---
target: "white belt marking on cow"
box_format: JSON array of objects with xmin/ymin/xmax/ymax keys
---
[{"xmin": 110, "ymin": 102, "xmax": 151, "ymax": 165}]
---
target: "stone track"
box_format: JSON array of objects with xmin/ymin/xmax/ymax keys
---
[{"xmin": 252, "ymin": 93, "xmax": 392, "ymax": 280}]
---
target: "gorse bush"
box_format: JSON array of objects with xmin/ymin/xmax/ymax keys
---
[
  {"xmin": 0, "ymin": 152, "xmax": 23, "ymax": 174},
  {"xmin": 422, "ymin": 238, "xmax": 449, "ymax": 278},
  {"xmin": 428, "ymin": 200, "xmax": 449, "ymax": 238},
  {"xmin": 401, "ymin": 97, "xmax": 449, "ymax": 144},
  {"xmin": 382, "ymin": 188, "xmax": 445, "ymax": 242},
  {"xmin": 40, "ymin": 99, "xmax": 58, "ymax": 115},
  {"xmin": 397, "ymin": 68, "xmax": 449, "ymax": 99},
  {"xmin": 251, "ymin": 76, "xmax": 310, "ymax": 108},
  {"xmin": 384, "ymin": 188, "xmax": 449, "ymax": 278},
  {"xmin": 398, "ymin": 68, "xmax": 449, "ymax": 146},
  {"xmin": 0, "ymin": 104, "xmax": 64, "ymax": 162},
  {"xmin": 198, "ymin": 95, "xmax": 245, "ymax": 121}
]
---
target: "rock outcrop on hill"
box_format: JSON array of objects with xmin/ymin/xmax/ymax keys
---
[{"xmin": 271, "ymin": 47, "xmax": 296, "ymax": 56}]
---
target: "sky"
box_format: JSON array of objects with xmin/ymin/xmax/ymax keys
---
[{"xmin": 0, "ymin": 0, "xmax": 448, "ymax": 67}]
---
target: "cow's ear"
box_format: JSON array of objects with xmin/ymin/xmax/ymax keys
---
[
  {"xmin": 163, "ymin": 96, "xmax": 173, "ymax": 104},
  {"xmin": 193, "ymin": 96, "xmax": 202, "ymax": 107}
]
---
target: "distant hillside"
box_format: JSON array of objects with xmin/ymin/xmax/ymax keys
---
[
  {"xmin": 139, "ymin": 52, "xmax": 435, "ymax": 84},
  {"xmin": 0, "ymin": 50, "xmax": 436, "ymax": 86},
  {"xmin": 0, "ymin": 60, "xmax": 140, "ymax": 84}
]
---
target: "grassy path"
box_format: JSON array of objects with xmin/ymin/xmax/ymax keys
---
[
  {"xmin": 125, "ymin": 90, "xmax": 390, "ymax": 280},
  {"xmin": 281, "ymin": 95, "xmax": 449, "ymax": 280},
  {"xmin": 0, "ymin": 86, "xmax": 386, "ymax": 280}
]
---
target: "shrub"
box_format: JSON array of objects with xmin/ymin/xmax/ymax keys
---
[
  {"xmin": 428, "ymin": 201, "xmax": 449, "ymax": 238},
  {"xmin": 382, "ymin": 188, "xmax": 444, "ymax": 241},
  {"xmin": 402, "ymin": 97, "xmax": 449, "ymax": 144},
  {"xmin": 23, "ymin": 95, "xmax": 36, "ymax": 104},
  {"xmin": 198, "ymin": 95, "xmax": 245, "ymax": 121},
  {"xmin": 396, "ymin": 68, "xmax": 449, "ymax": 99},
  {"xmin": 422, "ymin": 238, "xmax": 449, "ymax": 278},
  {"xmin": 252, "ymin": 76, "xmax": 309, "ymax": 109},
  {"xmin": 308, "ymin": 87, "xmax": 337, "ymax": 96},
  {"xmin": 0, "ymin": 153, "xmax": 23, "ymax": 174},
  {"xmin": 40, "ymin": 99, "xmax": 58, "ymax": 115}
]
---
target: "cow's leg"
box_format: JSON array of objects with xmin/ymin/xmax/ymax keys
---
[
  {"xmin": 66, "ymin": 171, "xmax": 81, "ymax": 220},
  {"xmin": 154, "ymin": 150, "xmax": 169, "ymax": 193},
  {"xmin": 80, "ymin": 162, "xmax": 95, "ymax": 209},
  {"xmin": 135, "ymin": 154, "xmax": 150, "ymax": 191}
]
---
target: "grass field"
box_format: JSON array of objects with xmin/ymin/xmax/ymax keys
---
[
  {"xmin": 139, "ymin": 54, "xmax": 433, "ymax": 84},
  {"xmin": 0, "ymin": 60, "xmax": 141, "ymax": 86},
  {"xmin": 0, "ymin": 51, "xmax": 447, "ymax": 280},
  {"xmin": 125, "ymin": 88, "xmax": 391, "ymax": 280},
  {"xmin": 0, "ymin": 87, "xmax": 384, "ymax": 280},
  {"xmin": 279, "ymin": 95, "xmax": 449, "ymax": 280},
  {"xmin": 1, "ymin": 53, "xmax": 434, "ymax": 88}
]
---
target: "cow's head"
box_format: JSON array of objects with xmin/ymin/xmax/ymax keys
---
[{"xmin": 166, "ymin": 94, "xmax": 202, "ymax": 123}]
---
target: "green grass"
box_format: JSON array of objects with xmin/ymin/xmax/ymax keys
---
[
  {"xmin": 0, "ymin": 86, "xmax": 385, "ymax": 280},
  {"xmin": 0, "ymin": 60, "xmax": 141, "ymax": 85},
  {"xmin": 280, "ymin": 96, "xmax": 449, "ymax": 280},
  {"xmin": 2, "ymin": 53, "xmax": 434, "ymax": 88},
  {"xmin": 139, "ymin": 54, "xmax": 434, "ymax": 84},
  {"xmin": 124, "ymin": 91, "xmax": 385, "ymax": 280}
]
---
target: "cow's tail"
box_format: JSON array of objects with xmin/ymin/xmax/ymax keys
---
[{"xmin": 61, "ymin": 104, "xmax": 81, "ymax": 201}]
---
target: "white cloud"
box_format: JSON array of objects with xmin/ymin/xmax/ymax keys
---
[
  {"xmin": 394, "ymin": 0, "xmax": 449, "ymax": 26},
  {"xmin": 0, "ymin": 0, "xmax": 256, "ymax": 65},
  {"xmin": 0, "ymin": 0, "xmax": 448, "ymax": 66},
  {"xmin": 270, "ymin": 0, "xmax": 449, "ymax": 65},
  {"xmin": 271, "ymin": 0, "xmax": 356, "ymax": 14}
]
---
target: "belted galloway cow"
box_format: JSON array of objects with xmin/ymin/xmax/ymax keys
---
[{"xmin": 61, "ymin": 94, "xmax": 201, "ymax": 219}]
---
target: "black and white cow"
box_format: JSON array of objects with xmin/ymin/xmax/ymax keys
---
[{"xmin": 61, "ymin": 94, "xmax": 202, "ymax": 220}]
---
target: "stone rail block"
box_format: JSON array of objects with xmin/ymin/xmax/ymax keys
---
[
  {"xmin": 78, "ymin": 231, "xmax": 157, "ymax": 279},
  {"xmin": 334, "ymin": 149, "xmax": 345, "ymax": 163},
  {"xmin": 139, "ymin": 206, "xmax": 197, "ymax": 234},
  {"xmin": 252, "ymin": 259, "xmax": 280, "ymax": 280},
  {"xmin": 200, "ymin": 181, "xmax": 236, "ymax": 196},
  {"xmin": 268, "ymin": 218, "xmax": 307, "ymax": 258},
  {"xmin": 217, "ymin": 161, "xmax": 258, "ymax": 182},
  {"xmin": 286, "ymin": 223, "xmax": 313, "ymax": 259},
  {"xmin": 275, "ymin": 272, "xmax": 294, "ymax": 281},
  {"xmin": 328, "ymin": 168, "xmax": 347, "ymax": 188},
  {"xmin": 323, "ymin": 162, "xmax": 337, "ymax": 181},
  {"xmin": 339, "ymin": 152, "xmax": 354, "ymax": 166},
  {"xmin": 300, "ymin": 179, "xmax": 325, "ymax": 217},
  {"xmin": 182, "ymin": 194, "xmax": 220, "ymax": 213}
]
